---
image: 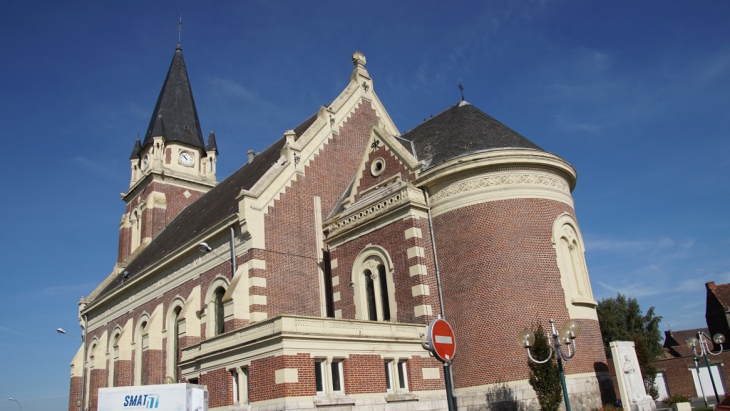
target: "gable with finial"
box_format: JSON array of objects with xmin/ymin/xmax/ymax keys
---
[{"xmin": 343, "ymin": 123, "xmax": 423, "ymax": 206}]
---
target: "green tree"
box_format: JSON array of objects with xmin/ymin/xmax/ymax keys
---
[
  {"xmin": 528, "ymin": 324, "xmax": 563, "ymax": 411},
  {"xmin": 596, "ymin": 294, "xmax": 663, "ymax": 399}
]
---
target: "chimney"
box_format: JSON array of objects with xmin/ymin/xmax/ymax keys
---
[
  {"xmin": 707, "ymin": 281, "xmax": 717, "ymax": 291},
  {"xmin": 248, "ymin": 150, "xmax": 255, "ymax": 164}
]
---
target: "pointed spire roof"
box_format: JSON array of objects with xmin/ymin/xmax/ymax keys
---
[
  {"xmin": 206, "ymin": 131, "xmax": 218, "ymax": 155},
  {"xmin": 399, "ymin": 101, "xmax": 544, "ymax": 169},
  {"xmin": 129, "ymin": 135, "xmax": 141, "ymax": 159},
  {"xmin": 142, "ymin": 45, "xmax": 205, "ymax": 149}
]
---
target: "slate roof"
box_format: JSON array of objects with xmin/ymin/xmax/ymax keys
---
[
  {"xmin": 206, "ymin": 131, "xmax": 218, "ymax": 155},
  {"xmin": 129, "ymin": 136, "xmax": 141, "ymax": 160},
  {"xmin": 141, "ymin": 46, "xmax": 205, "ymax": 150},
  {"xmin": 399, "ymin": 101, "xmax": 544, "ymax": 169},
  {"xmin": 98, "ymin": 112, "xmax": 320, "ymax": 299}
]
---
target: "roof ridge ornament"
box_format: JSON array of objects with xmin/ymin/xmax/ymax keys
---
[
  {"xmin": 458, "ymin": 83, "xmax": 465, "ymax": 101},
  {"xmin": 352, "ymin": 51, "xmax": 366, "ymax": 68},
  {"xmin": 350, "ymin": 51, "xmax": 370, "ymax": 82}
]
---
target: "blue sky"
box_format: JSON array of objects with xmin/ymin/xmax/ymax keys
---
[{"xmin": 1, "ymin": 1, "xmax": 729, "ymax": 409}]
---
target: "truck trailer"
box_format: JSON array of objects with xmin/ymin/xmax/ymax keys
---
[{"xmin": 97, "ymin": 383, "xmax": 208, "ymax": 411}]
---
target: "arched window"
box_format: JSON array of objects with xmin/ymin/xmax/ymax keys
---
[
  {"xmin": 352, "ymin": 246, "xmax": 397, "ymax": 322},
  {"xmin": 86, "ymin": 340, "xmax": 97, "ymax": 406},
  {"xmin": 166, "ymin": 302, "xmax": 183, "ymax": 382},
  {"xmin": 131, "ymin": 209, "xmax": 143, "ymax": 251},
  {"xmin": 204, "ymin": 277, "xmax": 229, "ymax": 339},
  {"xmin": 214, "ymin": 287, "xmax": 225, "ymax": 335},
  {"xmin": 109, "ymin": 331, "xmax": 120, "ymax": 387},
  {"xmin": 135, "ymin": 318, "xmax": 149, "ymax": 385},
  {"xmin": 552, "ymin": 213, "xmax": 597, "ymax": 318}
]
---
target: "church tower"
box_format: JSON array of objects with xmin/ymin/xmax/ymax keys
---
[{"xmin": 118, "ymin": 45, "xmax": 218, "ymax": 264}]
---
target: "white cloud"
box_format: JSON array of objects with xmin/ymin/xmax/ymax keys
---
[
  {"xmin": 0, "ymin": 326, "xmax": 26, "ymax": 336},
  {"xmin": 208, "ymin": 77, "xmax": 259, "ymax": 101},
  {"xmin": 72, "ymin": 156, "xmax": 118, "ymax": 181},
  {"xmin": 41, "ymin": 283, "xmax": 95, "ymax": 296},
  {"xmin": 585, "ymin": 237, "xmax": 676, "ymax": 253},
  {"xmin": 596, "ymin": 280, "xmax": 664, "ymax": 298}
]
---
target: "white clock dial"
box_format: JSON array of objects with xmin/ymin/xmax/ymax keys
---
[
  {"xmin": 179, "ymin": 151, "xmax": 194, "ymax": 167},
  {"xmin": 141, "ymin": 155, "xmax": 149, "ymax": 170}
]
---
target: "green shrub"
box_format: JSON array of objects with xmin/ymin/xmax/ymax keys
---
[
  {"xmin": 590, "ymin": 405, "xmax": 623, "ymax": 411},
  {"xmin": 661, "ymin": 394, "xmax": 691, "ymax": 405},
  {"xmin": 527, "ymin": 324, "xmax": 562, "ymax": 411}
]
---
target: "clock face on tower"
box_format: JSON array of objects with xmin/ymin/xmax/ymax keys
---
[
  {"xmin": 179, "ymin": 151, "xmax": 194, "ymax": 167},
  {"xmin": 141, "ymin": 154, "xmax": 149, "ymax": 170}
]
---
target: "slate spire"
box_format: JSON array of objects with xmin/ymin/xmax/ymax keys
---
[
  {"xmin": 142, "ymin": 45, "xmax": 205, "ymax": 149},
  {"xmin": 129, "ymin": 135, "xmax": 141, "ymax": 160},
  {"xmin": 206, "ymin": 131, "xmax": 218, "ymax": 155}
]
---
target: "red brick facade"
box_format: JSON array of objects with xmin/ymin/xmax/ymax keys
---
[
  {"xmin": 200, "ymin": 368, "xmax": 234, "ymax": 408},
  {"xmin": 68, "ymin": 376, "xmax": 82, "ymax": 411},
  {"xmin": 432, "ymin": 198, "xmax": 608, "ymax": 388}
]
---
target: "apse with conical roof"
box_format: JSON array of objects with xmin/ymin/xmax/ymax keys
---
[{"xmin": 399, "ymin": 100, "xmax": 544, "ymax": 169}]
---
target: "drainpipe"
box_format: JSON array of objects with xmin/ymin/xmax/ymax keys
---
[
  {"xmin": 423, "ymin": 188, "xmax": 445, "ymax": 319},
  {"xmin": 424, "ymin": 187, "xmax": 457, "ymax": 411}
]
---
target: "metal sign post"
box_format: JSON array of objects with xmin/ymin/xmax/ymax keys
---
[{"xmin": 422, "ymin": 317, "xmax": 457, "ymax": 411}]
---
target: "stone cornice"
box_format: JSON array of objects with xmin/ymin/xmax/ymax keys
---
[
  {"xmin": 179, "ymin": 315, "xmax": 425, "ymax": 369},
  {"xmin": 415, "ymin": 149, "xmax": 577, "ymax": 192},
  {"xmin": 122, "ymin": 171, "xmax": 216, "ymax": 202},
  {"xmin": 324, "ymin": 183, "xmax": 427, "ymax": 244}
]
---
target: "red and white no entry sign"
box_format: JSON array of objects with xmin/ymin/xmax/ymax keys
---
[{"xmin": 427, "ymin": 318, "xmax": 456, "ymax": 362}]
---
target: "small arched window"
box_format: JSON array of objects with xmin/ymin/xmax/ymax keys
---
[
  {"xmin": 214, "ymin": 287, "xmax": 225, "ymax": 336},
  {"xmin": 131, "ymin": 209, "xmax": 143, "ymax": 251}
]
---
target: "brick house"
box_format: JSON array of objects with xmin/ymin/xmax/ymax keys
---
[
  {"xmin": 652, "ymin": 282, "xmax": 730, "ymax": 400},
  {"xmin": 67, "ymin": 46, "xmax": 610, "ymax": 411}
]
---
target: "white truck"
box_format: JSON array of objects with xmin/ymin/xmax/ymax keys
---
[{"xmin": 97, "ymin": 383, "xmax": 208, "ymax": 411}]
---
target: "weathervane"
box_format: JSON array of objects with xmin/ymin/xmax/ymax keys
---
[
  {"xmin": 458, "ymin": 83, "xmax": 465, "ymax": 101},
  {"xmin": 178, "ymin": 14, "xmax": 183, "ymax": 46}
]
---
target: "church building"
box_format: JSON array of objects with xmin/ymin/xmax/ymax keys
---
[{"xmin": 68, "ymin": 45, "xmax": 610, "ymax": 411}]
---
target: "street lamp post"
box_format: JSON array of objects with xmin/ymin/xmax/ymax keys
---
[
  {"xmin": 58, "ymin": 327, "xmax": 86, "ymax": 411},
  {"xmin": 686, "ymin": 331, "xmax": 725, "ymax": 403},
  {"xmin": 8, "ymin": 397, "xmax": 21, "ymax": 411},
  {"xmin": 517, "ymin": 319, "xmax": 581, "ymax": 411}
]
